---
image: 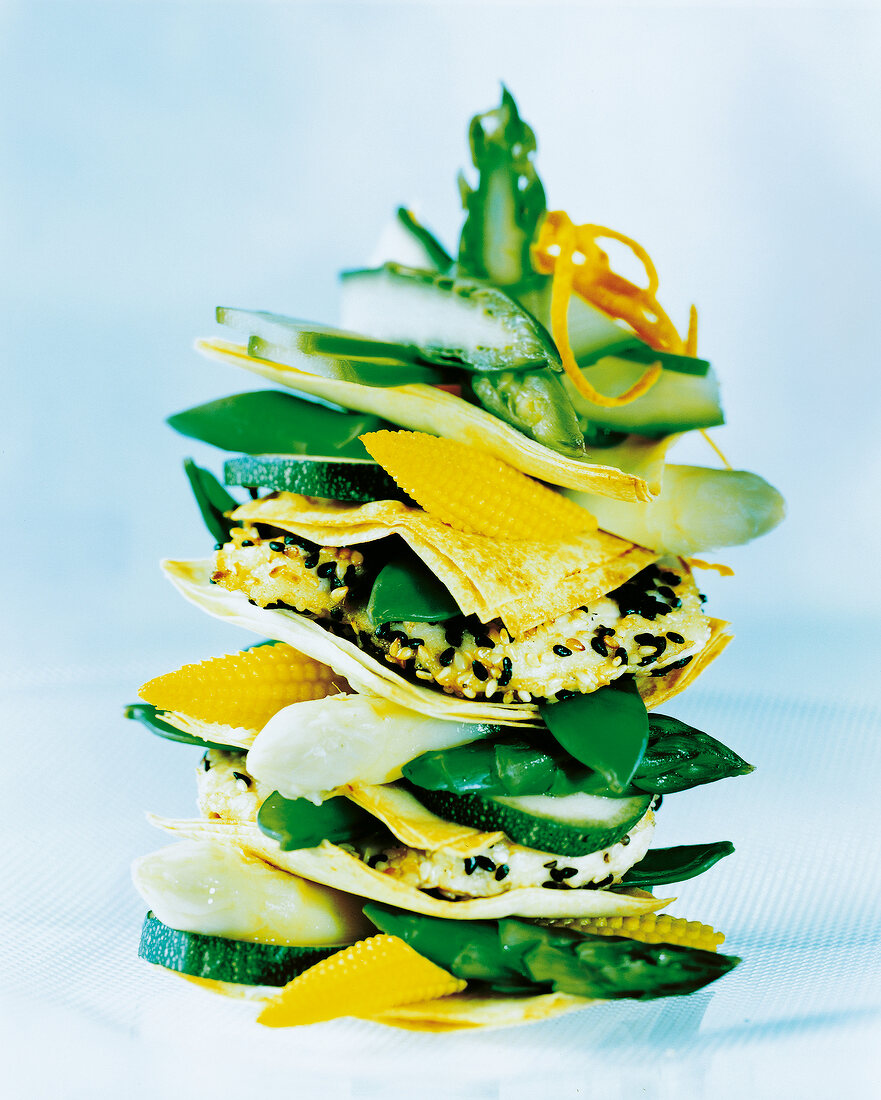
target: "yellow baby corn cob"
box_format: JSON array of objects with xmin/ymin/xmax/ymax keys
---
[
  {"xmin": 547, "ymin": 913, "xmax": 724, "ymax": 952},
  {"xmin": 361, "ymin": 430, "xmax": 595, "ymax": 542},
  {"xmin": 139, "ymin": 644, "xmax": 349, "ymax": 730},
  {"xmin": 256, "ymin": 935, "xmax": 466, "ymax": 1027}
]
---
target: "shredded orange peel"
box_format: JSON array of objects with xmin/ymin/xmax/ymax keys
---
[{"xmin": 533, "ymin": 210, "xmax": 699, "ymax": 409}]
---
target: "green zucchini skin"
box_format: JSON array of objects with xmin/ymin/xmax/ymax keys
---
[
  {"xmin": 408, "ymin": 784, "xmax": 651, "ymax": 857},
  {"xmin": 138, "ymin": 912, "xmax": 342, "ymax": 986},
  {"xmin": 223, "ymin": 454, "xmax": 410, "ymax": 503}
]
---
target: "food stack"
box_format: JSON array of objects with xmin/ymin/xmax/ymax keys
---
[{"xmin": 127, "ymin": 91, "xmax": 783, "ymax": 1029}]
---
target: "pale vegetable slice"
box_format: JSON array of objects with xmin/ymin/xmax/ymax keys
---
[
  {"xmin": 132, "ymin": 840, "xmax": 372, "ymax": 945},
  {"xmin": 568, "ymin": 465, "xmax": 785, "ymax": 554},
  {"xmin": 247, "ymin": 694, "xmax": 504, "ymax": 802},
  {"xmin": 149, "ymin": 816, "xmax": 673, "ymax": 921},
  {"xmin": 195, "ymin": 337, "xmax": 666, "ymax": 499}
]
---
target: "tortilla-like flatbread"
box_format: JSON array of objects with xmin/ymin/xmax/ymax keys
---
[
  {"xmin": 369, "ymin": 990, "xmax": 595, "ymax": 1031},
  {"xmin": 196, "ymin": 338, "xmax": 669, "ymax": 499},
  {"xmin": 230, "ymin": 493, "xmax": 657, "ymax": 637},
  {"xmin": 163, "ymin": 558, "xmax": 540, "ymax": 724},
  {"xmin": 636, "ymin": 617, "xmax": 732, "ymax": 709},
  {"xmin": 149, "ymin": 815, "xmax": 673, "ymax": 921}
]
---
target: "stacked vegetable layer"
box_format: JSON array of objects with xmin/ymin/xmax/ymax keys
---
[{"xmin": 128, "ymin": 90, "xmax": 781, "ymax": 1030}]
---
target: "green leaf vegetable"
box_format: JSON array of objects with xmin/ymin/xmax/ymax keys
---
[
  {"xmin": 622, "ymin": 842, "xmax": 735, "ymax": 886},
  {"xmin": 168, "ymin": 390, "xmax": 387, "ymax": 458},
  {"xmin": 256, "ymin": 791, "xmax": 375, "ymax": 851},
  {"xmin": 124, "ymin": 702, "xmax": 240, "ymax": 751},
  {"xmin": 366, "ymin": 551, "xmax": 461, "ymax": 627},
  {"xmin": 183, "ymin": 459, "xmax": 239, "ymax": 545}
]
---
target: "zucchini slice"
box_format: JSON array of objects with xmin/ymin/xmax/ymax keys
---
[
  {"xmin": 223, "ymin": 454, "xmax": 409, "ymax": 503},
  {"xmin": 339, "ymin": 263, "xmax": 560, "ymax": 373},
  {"xmin": 409, "ymin": 785, "xmax": 652, "ymax": 857},
  {"xmin": 563, "ymin": 360, "xmax": 724, "ymax": 436},
  {"xmin": 138, "ymin": 912, "xmax": 340, "ymax": 986}
]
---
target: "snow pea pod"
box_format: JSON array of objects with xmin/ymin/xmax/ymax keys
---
[{"xmin": 257, "ymin": 791, "xmax": 374, "ymax": 851}]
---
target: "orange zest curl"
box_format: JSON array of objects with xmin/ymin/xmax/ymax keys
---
[{"xmin": 534, "ymin": 211, "xmax": 697, "ymax": 409}]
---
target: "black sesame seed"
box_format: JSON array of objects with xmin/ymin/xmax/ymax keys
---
[
  {"xmin": 634, "ymin": 632, "xmax": 656, "ymax": 645},
  {"xmin": 444, "ymin": 624, "xmax": 465, "ymax": 647},
  {"xmin": 597, "ymin": 626, "xmax": 616, "ymax": 638},
  {"xmin": 201, "ymin": 755, "xmax": 211, "ymax": 771},
  {"xmin": 474, "ymin": 633, "xmax": 495, "ymax": 649},
  {"xmin": 671, "ymin": 655, "xmax": 693, "ymax": 669},
  {"xmin": 550, "ymin": 866, "xmax": 578, "ymax": 882},
  {"xmin": 241, "ymin": 539, "xmax": 254, "ymax": 548},
  {"xmin": 553, "ymin": 644, "xmax": 573, "ymax": 657},
  {"xmin": 408, "ymin": 638, "xmax": 425, "ymax": 649},
  {"xmin": 543, "ymin": 860, "xmax": 558, "ymax": 869},
  {"xmin": 213, "ymin": 543, "xmax": 223, "ymax": 551},
  {"xmin": 556, "ymin": 689, "xmax": 577, "ymax": 701},
  {"xmin": 208, "ymin": 576, "xmax": 216, "ymax": 585},
  {"xmin": 389, "ymin": 631, "xmax": 409, "ymax": 646},
  {"xmin": 268, "ymin": 540, "xmax": 285, "ymax": 552},
  {"xmin": 666, "ymin": 632, "xmax": 685, "ymax": 644},
  {"xmin": 616, "ymin": 649, "xmax": 628, "ymax": 665},
  {"xmin": 541, "ymin": 881, "xmax": 569, "ymax": 890},
  {"xmin": 283, "ymin": 535, "xmax": 297, "ymax": 546},
  {"xmin": 316, "ymin": 561, "xmax": 337, "ymax": 578},
  {"xmin": 367, "ymin": 854, "xmax": 388, "ymax": 869},
  {"xmin": 474, "ymin": 855, "xmax": 495, "ymax": 872},
  {"xmin": 377, "ymin": 622, "xmax": 393, "ymax": 639},
  {"xmin": 471, "ymin": 660, "xmax": 489, "ymax": 681},
  {"xmin": 595, "ymin": 874, "xmax": 615, "ymax": 888},
  {"xmin": 231, "ymin": 771, "xmax": 252, "ymax": 788},
  {"xmin": 497, "ymin": 670, "xmax": 513, "ymax": 688},
  {"xmin": 657, "ymin": 585, "xmax": 676, "ymax": 601},
  {"xmin": 659, "ymin": 571, "xmax": 681, "ymax": 586},
  {"xmin": 501, "ymin": 657, "xmax": 513, "ymax": 673},
  {"xmin": 463, "ymin": 857, "xmax": 477, "ymax": 876},
  {"xmin": 590, "ymin": 637, "xmax": 609, "ymax": 657},
  {"xmin": 621, "ymin": 834, "xmax": 631, "ymax": 846},
  {"xmin": 303, "ymin": 553, "xmax": 320, "ymax": 570},
  {"xmin": 438, "ymin": 647, "xmax": 456, "ymax": 667},
  {"xmin": 494, "ymin": 863, "xmax": 510, "ymax": 881},
  {"xmin": 699, "ymin": 592, "xmax": 707, "ymax": 604}
]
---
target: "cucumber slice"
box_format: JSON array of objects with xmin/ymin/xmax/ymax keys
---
[
  {"xmin": 339, "ymin": 263, "xmax": 560, "ymax": 373},
  {"xmin": 218, "ymin": 308, "xmax": 451, "ymax": 387},
  {"xmin": 139, "ymin": 912, "xmax": 340, "ymax": 986},
  {"xmin": 223, "ymin": 454, "xmax": 409, "ymax": 503},
  {"xmin": 562, "ymin": 360, "xmax": 724, "ymax": 436},
  {"xmin": 409, "ymin": 785, "xmax": 651, "ymax": 857},
  {"xmin": 566, "ymin": 296, "xmax": 643, "ymax": 363}
]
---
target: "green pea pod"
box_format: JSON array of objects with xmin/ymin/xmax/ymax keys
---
[
  {"xmin": 539, "ymin": 680, "xmax": 649, "ymax": 794},
  {"xmin": 365, "ymin": 552, "xmax": 461, "ymax": 627},
  {"xmin": 471, "ymin": 369, "xmax": 586, "ymax": 459},
  {"xmin": 622, "ymin": 842, "xmax": 735, "ymax": 886},
  {"xmin": 256, "ymin": 791, "xmax": 374, "ymax": 851},
  {"xmin": 124, "ymin": 703, "xmax": 241, "ymax": 752},
  {"xmin": 183, "ymin": 459, "xmax": 239, "ymax": 545},
  {"xmin": 168, "ymin": 390, "xmax": 388, "ymax": 458}
]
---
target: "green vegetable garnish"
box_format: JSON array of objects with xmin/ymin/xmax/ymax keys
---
[
  {"xmin": 622, "ymin": 842, "xmax": 735, "ymax": 886},
  {"xmin": 256, "ymin": 791, "xmax": 374, "ymax": 851},
  {"xmin": 457, "ymin": 86, "xmax": 548, "ymax": 295},
  {"xmin": 396, "ymin": 207, "xmax": 454, "ymax": 273},
  {"xmin": 365, "ymin": 551, "xmax": 460, "ymax": 627},
  {"xmin": 364, "ymin": 904, "xmax": 739, "ymax": 1000},
  {"xmin": 123, "ymin": 702, "xmax": 240, "ymax": 751},
  {"xmin": 539, "ymin": 680, "xmax": 649, "ymax": 794},
  {"xmin": 168, "ymin": 390, "xmax": 387, "ymax": 458},
  {"xmin": 183, "ymin": 458, "xmax": 239, "ymax": 545}
]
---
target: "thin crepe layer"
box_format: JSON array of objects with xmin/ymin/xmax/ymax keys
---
[
  {"xmin": 229, "ymin": 493, "xmax": 656, "ymax": 637},
  {"xmin": 149, "ymin": 815, "xmax": 672, "ymax": 921},
  {"xmin": 196, "ymin": 338, "xmax": 668, "ymax": 499}
]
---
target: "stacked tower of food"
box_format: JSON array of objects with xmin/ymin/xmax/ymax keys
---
[{"xmin": 127, "ymin": 92, "xmax": 783, "ymax": 1030}]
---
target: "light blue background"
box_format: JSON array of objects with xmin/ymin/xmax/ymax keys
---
[{"xmin": 2, "ymin": 4, "xmax": 880, "ymax": 1097}]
